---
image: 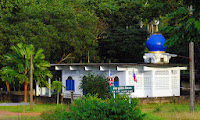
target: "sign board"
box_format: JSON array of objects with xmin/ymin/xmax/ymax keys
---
[{"xmin": 110, "ymin": 86, "xmax": 134, "ymax": 93}]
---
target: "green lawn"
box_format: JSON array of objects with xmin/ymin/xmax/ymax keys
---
[
  {"xmin": 0, "ymin": 104, "xmax": 66, "ymax": 113},
  {"xmin": 141, "ymin": 103, "xmax": 200, "ymax": 120},
  {"xmin": 0, "ymin": 104, "xmax": 66, "ymax": 120},
  {"xmin": 1, "ymin": 103, "xmax": 200, "ymax": 120}
]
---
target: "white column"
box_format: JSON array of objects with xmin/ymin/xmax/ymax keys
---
[
  {"xmin": 169, "ymin": 70, "xmax": 172, "ymax": 96},
  {"xmin": 125, "ymin": 70, "xmax": 129, "ymax": 86},
  {"xmin": 36, "ymin": 82, "xmax": 40, "ymax": 96},
  {"xmin": 151, "ymin": 70, "xmax": 155, "ymax": 97}
]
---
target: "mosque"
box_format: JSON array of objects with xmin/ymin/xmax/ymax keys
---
[{"xmin": 37, "ymin": 23, "xmax": 187, "ymax": 98}]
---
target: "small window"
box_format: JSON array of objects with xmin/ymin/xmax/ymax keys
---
[
  {"xmin": 66, "ymin": 76, "xmax": 75, "ymax": 91},
  {"xmin": 82, "ymin": 76, "xmax": 87, "ymax": 95},
  {"xmin": 114, "ymin": 76, "xmax": 119, "ymax": 87},
  {"xmin": 160, "ymin": 58, "xmax": 164, "ymax": 62}
]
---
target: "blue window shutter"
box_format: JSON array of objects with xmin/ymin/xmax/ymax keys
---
[
  {"xmin": 66, "ymin": 80, "xmax": 68, "ymax": 90},
  {"xmin": 82, "ymin": 81, "xmax": 85, "ymax": 95},
  {"xmin": 66, "ymin": 80, "xmax": 69, "ymax": 90},
  {"xmin": 72, "ymin": 80, "xmax": 75, "ymax": 91},
  {"xmin": 66, "ymin": 79, "xmax": 75, "ymax": 91},
  {"xmin": 83, "ymin": 89, "xmax": 85, "ymax": 95},
  {"xmin": 114, "ymin": 81, "xmax": 119, "ymax": 87}
]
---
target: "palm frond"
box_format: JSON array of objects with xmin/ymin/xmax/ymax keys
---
[{"xmin": 1, "ymin": 43, "xmax": 52, "ymax": 86}]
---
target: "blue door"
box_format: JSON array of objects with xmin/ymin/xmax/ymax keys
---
[
  {"xmin": 66, "ymin": 76, "xmax": 75, "ymax": 91},
  {"xmin": 114, "ymin": 76, "xmax": 119, "ymax": 87}
]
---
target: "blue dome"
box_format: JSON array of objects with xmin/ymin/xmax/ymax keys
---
[{"xmin": 146, "ymin": 34, "xmax": 167, "ymax": 53}]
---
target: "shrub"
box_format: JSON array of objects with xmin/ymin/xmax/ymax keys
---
[
  {"xmin": 41, "ymin": 94, "xmax": 145, "ymax": 120},
  {"xmin": 80, "ymin": 74, "xmax": 111, "ymax": 99},
  {"xmin": 41, "ymin": 105, "xmax": 69, "ymax": 120}
]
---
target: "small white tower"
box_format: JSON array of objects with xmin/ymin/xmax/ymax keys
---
[{"xmin": 143, "ymin": 20, "xmax": 176, "ymax": 64}]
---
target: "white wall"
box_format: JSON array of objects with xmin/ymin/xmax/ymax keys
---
[
  {"xmin": 58, "ymin": 65, "xmax": 186, "ymax": 98},
  {"xmin": 62, "ymin": 69, "xmax": 126, "ymax": 96}
]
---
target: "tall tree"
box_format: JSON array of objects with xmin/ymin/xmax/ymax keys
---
[
  {"xmin": 99, "ymin": 27, "xmax": 148, "ymax": 62},
  {"xmin": 160, "ymin": 0, "xmax": 200, "ymax": 112},
  {"xmin": 0, "ymin": 0, "xmax": 100, "ymax": 64},
  {"xmin": 94, "ymin": 0, "xmax": 148, "ymax": 62},
  {"xmin": 1, "ymin": 43, "xmax": 52, "ymax": 102},
  {"xmin": 160, "ymin": 0, "xmax": 200, "ymax": 69}
]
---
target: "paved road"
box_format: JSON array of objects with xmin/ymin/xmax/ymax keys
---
[{"xmin": 0, "ymin": 102, "xmax": 34, "ymax": 106}]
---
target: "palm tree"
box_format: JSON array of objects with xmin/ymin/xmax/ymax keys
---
[
  {"xmin": 52, "ymin": 81, "xmax": 64, "ymax": 105},
  {"xmin": 0, "ymin": 72, "xmax": 13, "ymax": 93},
  {"xmin": 0, "ymin": 43, "xmax": 52, "ymax": 102}
]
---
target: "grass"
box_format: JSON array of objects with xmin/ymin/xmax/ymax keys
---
[
  {"xmin": 0, "ymin": 104, "xmax": 67, "ymax": 120},
  {"xmin": 0, "ymin": 104, "xmax": 65, "ymax": 113},
  {"xmin": 1, "ymin": 102, "xmax": 200, "ymax": 119},
  {"xmin": 141, "ymin": 103, "xmax": 200, "ymax": 120}
]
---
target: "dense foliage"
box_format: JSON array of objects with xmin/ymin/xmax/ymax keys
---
[
  {"xmin": 0, "ymin": 43, "xmax": 52, "ymax": 101},
  {"xmin": 0, "ymin": 0, "xmax": 99, "ymax": 64},
  {"xmin": 80, "ymin": 74, "xmax": 111, "ymax": 99},
  {"xmin": 0, "ymin": 0, "xmax": 195, "ymax": 65},
  {"xmin": 160, "ymin": 0, "xmax": 200, "ymax": 70},
  {"xmin": 1, "ymin": 43, "xmax": 52, "ymax": 84},
  {"xmin": 41, "ymin": 95, "xmax": 145, "ymax": 120},
  {"xmin": 1, "ymin": 0, "xmax": 200, "ymax": 90}
]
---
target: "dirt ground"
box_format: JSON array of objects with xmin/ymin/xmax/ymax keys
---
[{"xmin": 0, "ymin": 110, "xmax": 41, "ymax": 116}]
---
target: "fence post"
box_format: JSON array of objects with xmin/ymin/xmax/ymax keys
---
[{"xmin": 71, "ymin": 91, "xmax": 74, "ymax": 103}]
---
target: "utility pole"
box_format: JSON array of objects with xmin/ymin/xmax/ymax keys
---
[
  {"xmin": 30, "ymin": 54, "xmax": 33, "ymax": 110},
  {"xmin": 189, "ymin": 42, "xmax": 195, "ymax": 112},
  {"xmin": 189, "ymin": 5, "xmax": 195, "ymax": 112}
]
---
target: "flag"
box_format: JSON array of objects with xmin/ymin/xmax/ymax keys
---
[
  {"xmin": 133, "ymin": 69, "xmax": 137, "ymax": 83},
  {"xmin": 109, "ymin": 73, "xmax": 113, "ymax": 86}
]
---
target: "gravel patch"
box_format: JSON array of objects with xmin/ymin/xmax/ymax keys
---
[{"xmin": 0, "ymin": 102, "xmax": 34, "ymax": 106}]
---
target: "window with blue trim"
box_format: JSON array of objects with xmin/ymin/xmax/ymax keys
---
[
  {"xmin": 114, "ymin": 76, "xmax": 119, "ymax": 87},
  {"xmin": 82, "ymin": 76, "xmax": 86, "ymax": 95},
  {"xmin": 66, "ymin": 76, "xmax": 75, "ymax": 91}
]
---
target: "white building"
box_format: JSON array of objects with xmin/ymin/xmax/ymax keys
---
[
  {"xmin": 42, "ymin": 23, "xmax": 187, "ymax": 98},
  {"xmin": 50, "ymin": 63, "xmax": 187, "ymax": 98}
]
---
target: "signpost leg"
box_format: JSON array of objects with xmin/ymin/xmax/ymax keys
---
[
  {"xmin": 129, "ymin": 93, "xmax": 131, "ymax": 104},
  {"xmin": 113, "ymin": 93, "xmax": 115, "ymax": 99}
]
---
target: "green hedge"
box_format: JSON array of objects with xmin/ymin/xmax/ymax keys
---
[{"xmin": 41, "ymin": 95, "xmax": 145, "ymax": 120}]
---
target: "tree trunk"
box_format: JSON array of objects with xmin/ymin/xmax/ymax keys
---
[
  {"xmin": 6, "ymin": 82, "xmax": 10, "ymax": 93},
  {"xmin": 24, "ymin": 80, "xmax": 28, "ymax": 102},
  {"xmin": 57, "ymin": 90, "xmax": 59, "ymax": 105}
]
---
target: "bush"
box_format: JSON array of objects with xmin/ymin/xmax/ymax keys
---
[
  {"xmin": 41, "ymin": 105, "xmax": 70, "ymax": 120},
  {"xmin": 41, "ymin": 95, "xmax": 145, "ymax": 120},
  {"xmin": 80, "ymin": 74, "xmax": 111, "ymax": 99}
]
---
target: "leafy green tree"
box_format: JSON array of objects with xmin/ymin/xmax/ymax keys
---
[
  {"xmin": 79, "ymin": 0, "xmax": 149, "ymax": 62},
  {"xmin": 141, "ymin": 0, "xmax": 183, "ymax": 22},
  {"xmin": 0, "ymin": 0, "xmax": 100, "ymax": 64},
  {"xmin": 1, "ymin": 43, "xmax": 52, "ymax": 102},
  {"xmin": 0, "ymin": 73, "xmax": 12, "ymax": 93},
  {"xmin": 160, "ymin": 0, "xmax": 200, "ymax": 70},
  {"xmin": 80, "ymin": 74, "xmax": 111, "ymax": 99},
  {"xmin": 52, "ymin": 81, "xmax": 64, "ymax": 105},
  {"xmin": 99, "ymin": 27, "xmax": 148, "ymax": 62}
]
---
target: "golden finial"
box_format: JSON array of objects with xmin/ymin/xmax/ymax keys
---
[{"xmin": 154, "ymin": 20, "xmax": 159, "ymax": 33}]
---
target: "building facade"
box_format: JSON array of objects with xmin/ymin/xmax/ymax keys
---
[{"xmin": 51, "ymin": 63, "xmax": 186, "ymax": 98}]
